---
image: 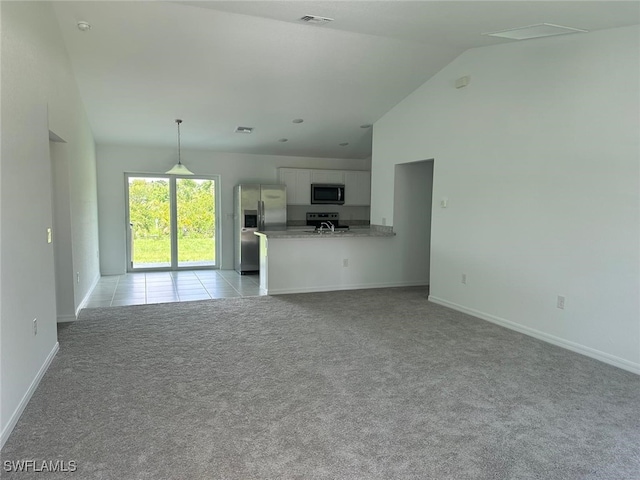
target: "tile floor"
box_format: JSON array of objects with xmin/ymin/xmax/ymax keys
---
[{"xmin": 83, "ymin": 270, "xmax": 264, "ymax": 308}]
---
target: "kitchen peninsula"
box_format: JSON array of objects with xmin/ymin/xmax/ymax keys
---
[{"xmin": 255, "ymin": 227, "xmax": 395, "ymax": 295}]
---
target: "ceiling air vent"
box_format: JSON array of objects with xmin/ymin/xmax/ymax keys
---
[
  {"xmin": 235, "ymin": 126, "xmax": 253, "ymax": 134},
  {"xmin": 299, "ymin": 15, "xmax": 334, "ymax": 25}
]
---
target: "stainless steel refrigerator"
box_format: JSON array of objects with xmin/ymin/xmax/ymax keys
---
[{"xmin": 234, "ymin": 184, "xmax": 287, "ymax": 273}]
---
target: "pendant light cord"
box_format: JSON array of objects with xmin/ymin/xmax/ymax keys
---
[
  {"xmin": 176, "ymin": 119, "xmax": 182, "ymax": 165},
  {"xmin": 166, "ymin": 118, "xmax": 193, "ymax": 175}
]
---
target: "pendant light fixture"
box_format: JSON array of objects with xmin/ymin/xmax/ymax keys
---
[{"xmin": 166, "ymin": 119, "xmax": 194, "ymax": 175}]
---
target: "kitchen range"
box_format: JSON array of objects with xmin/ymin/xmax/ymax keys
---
[{"xmin": 305, "ymin": 212, "xmax": 350, "ymax": 232}]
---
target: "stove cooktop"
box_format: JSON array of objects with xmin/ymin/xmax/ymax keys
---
[{"xmin": 306, "ymin": 212, "xmax": 349, "ymax": 229}]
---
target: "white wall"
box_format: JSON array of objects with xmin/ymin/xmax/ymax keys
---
[
  {"xmin": 50, "ymin": 125, "xmax": 100, "ymax": 321},
  {"xmin": 1, "ymin": 2, "xmax": 99, "ymax": 446},
  {"xmin": 96, "ymin": 145, "xmax": 369, "ymax": 274},
  {"xmin": 372, "ymin": 26, "xmax": 640, "ymax": 373},
  {"xmin": 51, "ymin": 141, "xmax": 75, "ymax": 321}
]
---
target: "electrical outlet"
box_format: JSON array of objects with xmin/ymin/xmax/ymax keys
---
[
  {"xmin": 33, "ymin": 318, "xmax": 37, "ymax": 336},
  {"xmin": 47, "ymin": 228, "xmax": 52, "ymax": 244},
  {"xmin": 343, "ymin": 258, "xmax": 349, "ymax": 267},
  {"xmin": 557, "ymin": 295, "xmax": 565, "ymax": 310},
  {"xmin": 461, "ymin": 273, "xmax": 467, "ymax": 285}
]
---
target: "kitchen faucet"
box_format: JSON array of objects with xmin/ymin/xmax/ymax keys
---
[{"xmin": 319, "ymin": 221, "xmax": 335, "ymax": 233}]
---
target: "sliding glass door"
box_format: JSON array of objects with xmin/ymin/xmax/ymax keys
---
[
  {"xmin": 126, "ymin": 174, "xmax": 218, "ymax": 271},
  {"xmin": 176, "ymin": 178, "xmax": 216, "ymax": 268},
  {"xmin": 127, "ymin": 176, "xmax": 172, "ymax": 269}
]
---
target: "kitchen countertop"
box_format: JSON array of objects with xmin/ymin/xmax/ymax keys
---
[{"xmin": 255, "ymin": 227, "xmax": 395, "ymax": 239}]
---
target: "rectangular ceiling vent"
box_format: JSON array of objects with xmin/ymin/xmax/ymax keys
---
[
  {"xmin": 235, "ymin": 126, "xmax": 254, "ymax": 134},
  {"xmin": 483, "ymin": 23, "xmax": 588, "ymax": 41},
  {"xmin": 299, "ymin": 15, "xmax": 334, "ymax": 25}
]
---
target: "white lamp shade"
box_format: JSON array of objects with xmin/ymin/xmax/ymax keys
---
[{"xmin": 166, "ymin": 163, "xmax": 194, "ymax": 175}]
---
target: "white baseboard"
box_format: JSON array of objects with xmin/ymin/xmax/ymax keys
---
[
  {"xmin": 0, "ymin": 342, "xmax": 60, "ymax": 449},
  {"xmin": 267, "ymin": 281, "xmax": 428, "ymax": 295},
  {"xmin": 56, "ymin": 314, "xmax": 76, "ymax": 323},
  {"xmin": 74, "ymin": 272, "xmax": 101, "ymax": 319},
  {"xmin": 429, "ymin": 296, "xmax": 640, "ymax": 376}
]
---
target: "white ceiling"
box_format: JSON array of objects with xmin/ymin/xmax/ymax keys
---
[{"xmin": 52, "ymin": 1, "xmax": 639, "ymax": 160}]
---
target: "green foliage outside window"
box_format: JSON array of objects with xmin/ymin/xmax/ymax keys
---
[{"xmin": 128, "ymin": 178, "xmax": 215, "ymax": 264}]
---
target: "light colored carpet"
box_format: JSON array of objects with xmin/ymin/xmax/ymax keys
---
[{"xmin": 2, "ymin": 287, "xmax": 639, "ymax": 479}]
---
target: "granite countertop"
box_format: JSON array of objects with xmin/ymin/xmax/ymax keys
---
[{"xmin": 255, "ymin": 226, "xmax": 395, "ymax": 239}]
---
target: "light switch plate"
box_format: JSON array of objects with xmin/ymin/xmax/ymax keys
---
[{"xmin": 47, "ymin": 228, "xmax": 52, "ymax": 243}]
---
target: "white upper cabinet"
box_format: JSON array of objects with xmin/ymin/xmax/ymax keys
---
[
  {"xmin": 311, "ymin": 170, "xmax": 345, "ymax": 184},
  {"xmin": 279, "ymin": 168, "xmax": 311, "ymax": 205},
  {"xmin": 279, "ymin": 168, "xmax": 370, "ymax": 206},
  {"xmin": 344, "ymin": 171, "xmax": 371, "ymax": 206}
]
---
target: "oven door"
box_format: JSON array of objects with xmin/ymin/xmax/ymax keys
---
[{"xmin": 311, "ymin": 184, "xmax": 345, "ymax": 204}]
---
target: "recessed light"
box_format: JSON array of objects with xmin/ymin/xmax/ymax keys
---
[
  {"xmin": 482, "ymin": 23, "xmax": 587, "ymax": 41},
  {"xmin": 77, "ymin": 21, "xmax": 91, "ymax": 32},
  {"xmin": 360, "ymin": 124, "xmax": 372, "ymax": 129},
  {"xmin": 339, "ymin": 142, "xmax": 349, "ymax": 147},
  {"xmin": 292, "ymin": 119, "xmax": 304, "ymax": 124},
  {"xmin": 278, "ymin": 138, "xmax": 288, "ymax": 142},
  {"xmin": 235, "ymin": 126, "xmax": 253, "ymax": 134}
]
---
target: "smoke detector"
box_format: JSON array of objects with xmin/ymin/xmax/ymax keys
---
[{"xmin": 299, "ymin": 15, "xmax": 334, "ymax": 25}]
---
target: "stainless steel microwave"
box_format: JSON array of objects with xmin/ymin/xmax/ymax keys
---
[{"xmin": 311, "ymin": 184, "xmax": 345, "ymax": 205}]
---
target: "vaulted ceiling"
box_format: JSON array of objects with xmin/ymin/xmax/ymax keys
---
[{"xmin": 52, "ymin": 1, "xmax": 639, "ymax": 159}]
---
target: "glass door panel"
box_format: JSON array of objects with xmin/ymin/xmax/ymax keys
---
[
  {"xmin": 176, "ymin": 178, "xmax": 216, "ymax": 267},
  {"xmin": 128, "ymin": 176, "xmax": 171, "ymax": 269}
]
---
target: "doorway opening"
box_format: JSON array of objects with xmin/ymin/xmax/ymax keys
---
[
  {"xmin": 393, "ymin": 159, "xmax": 434, "ymax": 287},
  {"xmin": 125, "ymin": 174, "xmax": 220, "ymax": 271}
]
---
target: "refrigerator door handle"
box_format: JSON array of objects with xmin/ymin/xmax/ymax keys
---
[
  {"xmin": 259, "ymin": 200, "xmax": 264, "ymax": 230},
  {"xmin": 257, "ymin": 201, "xmax": 261, "ymax": 230}
]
